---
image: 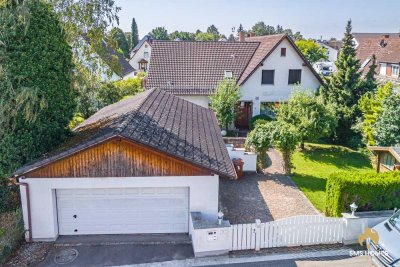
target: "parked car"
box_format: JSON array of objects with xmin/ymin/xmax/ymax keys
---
[
  {"xmin": 313, "ymin": 62, "xmax": 333, "ymax": 76},
  {"xmin": 369, "ymin": 209, "xmax": 400, "ymax": 267}
]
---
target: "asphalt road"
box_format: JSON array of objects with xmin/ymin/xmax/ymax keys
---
[{"xmin": 201, "ymin": 255, "xmax": 375, "ymax": 267}]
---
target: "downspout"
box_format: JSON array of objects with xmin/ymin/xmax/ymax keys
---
[{"xmin": 11, "ymin": 177, "xmax": 32, "ymax": 243}]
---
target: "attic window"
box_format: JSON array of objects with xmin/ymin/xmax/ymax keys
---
[
  {"xmin": 281, "ymin": 48, "xmax": 287, "ymax": 57},
  {"xmin": 224, "ymin": 70, "xmax": 233, "ymax": 78}
]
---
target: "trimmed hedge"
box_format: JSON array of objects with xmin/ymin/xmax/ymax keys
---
[
  {"xmin": 250, "ymin": 114, "xmax": 273, "ymax": 130},
  {"xmin": 325, "ymin": 171, "xmax": 400, "ymax": 217}
]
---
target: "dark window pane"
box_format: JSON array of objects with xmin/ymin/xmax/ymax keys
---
[
  {"xmin": 288, "ymin": 69, "xmax": 301, "ymax": 84},
  {"xmin": 281, "ymin": 48, "xmax": 286, "ymax": 57},
  {"xmin": 262, "ymin": 70, "xmax": 275, "ymax": 84}
]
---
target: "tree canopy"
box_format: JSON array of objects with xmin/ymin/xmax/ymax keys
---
[
  {"xmin": 318, "ymin": 20, "xmax": 363, "ymax": 147},
  {"xmin": 209, "ymin": 78, "xmax": 241, "ymax": 131},
  {"xmin": 150, "ymin": 26, "xmax": 169, "ymax": 40},
  {"xmin": 277, "ymin": 90, "xmax": 337, "ymax": 149},
  {"xmin": 295, "ymin": 39, "xmax": 328, "ymax": 63},
  {"xmin": 374, "ymin": 93, "xmax": 400, "ymax": 146},
  {"xmin": 131, "ymin": 17, "xmax": 139, "ymax": 48},
  {"xmin": 251, "ymin": 21, "xmax": 275, "ymax": 36},
  {"xmin": 0, "ymin": 0, "xmax": 75, "ymax": 176},
  {"xmin": 109, "ymin": 27, "xmax": 130, "ymax": 58},
  {"xmin": 358, "ymin": 83, "xmax": 393, "ymax": 146}
]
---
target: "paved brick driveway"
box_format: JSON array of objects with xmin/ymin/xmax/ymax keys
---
[{"xmin": 219, "ymin": 149, "xmax": 319, "ymax": 224}]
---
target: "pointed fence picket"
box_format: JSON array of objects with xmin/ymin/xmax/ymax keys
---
[{"xmin": 230, "ymin": 215, "xmax": 343, "ymax": 251}]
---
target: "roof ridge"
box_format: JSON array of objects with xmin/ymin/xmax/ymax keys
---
[{"xmin": 117, "ymin": 88, "xmax": 157, "ymax": 135}]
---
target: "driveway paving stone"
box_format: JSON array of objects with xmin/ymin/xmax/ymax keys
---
[{"xmin": 219, "ymin": 149, "xmax": 319, "ymax": 224}]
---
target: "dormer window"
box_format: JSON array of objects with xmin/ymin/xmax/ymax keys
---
[{"xmin": 224, "ymin": 70, "xmax": 233, "ymax": 78}]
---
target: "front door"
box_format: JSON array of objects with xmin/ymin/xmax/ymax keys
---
[{"xmin": 235, "ymin": 102, "xmax": 252, "ymax": 130}]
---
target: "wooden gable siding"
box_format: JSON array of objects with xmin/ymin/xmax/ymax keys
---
[{"xmin": 25, "ymin": 138, "xmax": 211, "ymax": 178}]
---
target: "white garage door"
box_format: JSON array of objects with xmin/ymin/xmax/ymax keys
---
[{"xmin": 56, "ymin": 187, "xmax": 189, "ymax": 235}]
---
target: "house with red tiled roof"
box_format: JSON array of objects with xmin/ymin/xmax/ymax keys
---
[
  {"xmin": 354, "ymin": 33, "xmax": 400, "ymax": 85},
  {"xmin": 147, "ymin": 32, "xmax": 322, "ymax": 130}
]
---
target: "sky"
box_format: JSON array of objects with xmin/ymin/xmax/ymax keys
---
[{"xmin": 114, "ymin": 0, "xmax": 400, "ymax": 40}]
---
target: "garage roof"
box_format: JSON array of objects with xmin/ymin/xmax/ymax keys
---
[{"xmin": 13, "ymin": 89, "xmax": 236, "ymax": 179}]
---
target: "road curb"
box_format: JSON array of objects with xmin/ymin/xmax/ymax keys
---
[{"xmin": 117, "ymin": 247, "xmax": 355, "ymax": 267}]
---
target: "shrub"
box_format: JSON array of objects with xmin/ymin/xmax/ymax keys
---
[
  {"xmin": 0, "ymin": 178, "xmax": 20, "ymax": 214},
  {"xmin": 0, "ymin": 210, "xmax": 24, "ymax": 264},
  {"xmin": 250, "ymin": 114, "xmax": 273, "ymax": 130},
  {"xmin": 325, "ymin": 171, "xmax": 400, "ymax": 217}
]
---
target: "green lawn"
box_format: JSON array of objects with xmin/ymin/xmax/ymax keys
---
[{"xmin": 291, "ymin": 143, "xmax": 374, "ymax": 212}]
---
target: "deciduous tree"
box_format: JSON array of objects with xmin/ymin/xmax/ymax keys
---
[
  {"xmin": 245, "ymin": 122, "xmax": 274, "ymax": 169},
  {"xmin": 358, "ymin": 83, "xmax": 393, "ymax": 145},
  {"xmin": 150, "ymin": 26, "xmax": 169, "ymax": 40},
  {"xmin": 374, "ymin": 93, "xmax": 400, "ymax": 146},
  {"xmin": 210, "ymin": 79, "xmax": 241, "ymax": 131},
  {"xmin": 277, "ymin": 90, "xmax": 337, "ymax": 150},
  {"xmin": 295, "ymin": 39, "xmax": 328, "ymax": 63},
  {"xmin": 271, "ymin": 122, "xmax": 300, "ymax": 174},
  {"xmin": 109, "ymin": 27, "xmax": 130, "ymax": 58}
]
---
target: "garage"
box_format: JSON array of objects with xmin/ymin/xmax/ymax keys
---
[
  {"xmin": 57, "ymin": 187, "xmax": 189, "ymax": 235},
  {"xmin": 13, "ymin": 89, "xmax": 236, "ymax": 241}
]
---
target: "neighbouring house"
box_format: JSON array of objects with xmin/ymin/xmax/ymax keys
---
[
  {"xmin": 12, "ymin": 88, "xmax": 236, "ymax": 241},
  {"xmin": 129, "ymin": 35, "xmax": 153, "ymax": 73},
  {"xmin": 147, "ymin": 33, "xmax": 322, "ymax": 130},
  {"xmin": 82, "ymin": 37, "xmax": 136, "ymax": 81},
  {"xmin": 317, "ymin": 41, "xmax": 339, "ymax": 63},
  {"xmin": 354, "ymin": 33, "xmax": 400, "ymax": 85},
  {"xmin": 369, "ymin": 146, "xmax": 400, "ymax": 173}
]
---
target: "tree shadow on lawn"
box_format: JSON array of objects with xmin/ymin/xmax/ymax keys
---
[{"xmin": 299, "ymin": 144, "xmax": 372, "ymax": 170}]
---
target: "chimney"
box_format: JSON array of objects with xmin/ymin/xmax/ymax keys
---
[
  {"xmin": 383, "ymin": 34, "xmax": 390, "ymax": 39},
  {"xmin": 239, "ymin": 31, "xmax": 245, "ymax": 42},
  {"xmin": 249, "ymin": 32, "xmax": 255, "ymax": 38}
]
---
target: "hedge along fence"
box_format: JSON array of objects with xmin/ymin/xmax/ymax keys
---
[
  {"xmin": 325, "ymin": 171, "xmax": 400, "ymax": 217},
  {"xmin": 0, "ymin": 210, "xmax": 24, "ymax": 264}
]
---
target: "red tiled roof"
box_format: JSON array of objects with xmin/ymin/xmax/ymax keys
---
[
  {"xmin": 147, "ymin": 34, "xmax": 322, "ymax": 94},
  {"xmin": 147, "ymin": 41, "xmax": 259, "ymax": 95},
  {"xmin": 237, "ymin": 34, "xmax": 286, "ymax": 85},
  {"xmin": 354, "ymin": 33, "xmax": 400, "ymax": 73}
]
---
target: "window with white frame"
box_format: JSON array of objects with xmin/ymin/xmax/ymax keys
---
[
  {"xmin": 224, "ymin": 70, "xmax": 233, "ymax": 78},
  {"xmin": 379, "ymin": 63, "xmax": 387, "ymax": 76},
  {"xmin": 144, "ymin": 52, "xmax": 149, "ymax": 58},
  {"xmin": 392, "ymin": 65, "xmax": 399, "ymax": 76}
]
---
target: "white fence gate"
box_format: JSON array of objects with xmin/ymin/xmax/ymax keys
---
[{"xmin": 231, "ymin": 215, "xmax": 344, "ymax": 251}]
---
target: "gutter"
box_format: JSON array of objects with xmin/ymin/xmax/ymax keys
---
[{"xmin": 11, "ymin": 177, "xmax": 32, "ymax": 243}]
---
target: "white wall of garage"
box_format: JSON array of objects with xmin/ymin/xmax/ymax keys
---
[
  {"xmin": 177, "ymin": 95, "xmax": 210, "ymax": 108},
  {"xmin": 19, "ymin": 175, "xmax": 219, "ymax": 241}
]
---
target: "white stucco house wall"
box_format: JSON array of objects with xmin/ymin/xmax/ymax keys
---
[
  {"xmin": 129, "ymin": 35, "xmax": 153, "ymax": 73},
  {"xmin": 239, "ymin": 37, "xmax": 321, "ymax": 117},
  {"xmin": 147, "ymin": 33, "xmax": 322, "ymax": 129},
  {"xmin": 12, "ymin": 89, "xmax": 236, "ymax": 241}
]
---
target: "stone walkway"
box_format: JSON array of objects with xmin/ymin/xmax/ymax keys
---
[{"xmin": 219, "ymin": 149, "xmax": 319, "ymax": 224}]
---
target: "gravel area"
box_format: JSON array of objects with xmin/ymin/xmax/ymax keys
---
[
  {"xmin": 219, "ymin": 149, "xmax": 319, "ymax": 224},
  {"xmin": 4, "ymin": 242, "xmax": 53, "ymax": 267}
]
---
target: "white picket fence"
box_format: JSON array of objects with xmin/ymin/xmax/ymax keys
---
[{"xmin": 231, "ymin": 215, "xmax": 344, "ymax": 251}]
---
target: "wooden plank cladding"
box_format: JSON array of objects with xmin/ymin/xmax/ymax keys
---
[{"xmin": 25, "ymin": 138, "xmax": 210, "ymax": 178}]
